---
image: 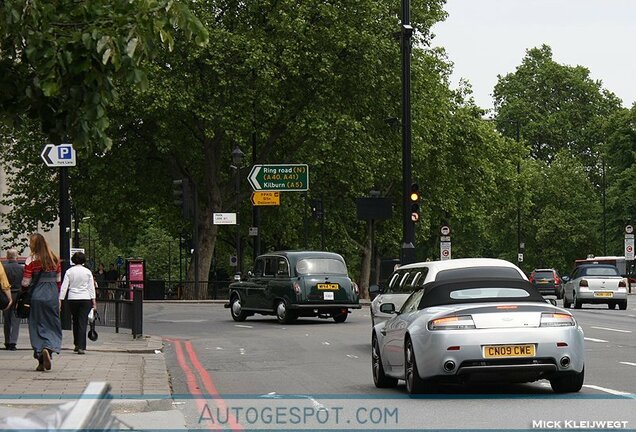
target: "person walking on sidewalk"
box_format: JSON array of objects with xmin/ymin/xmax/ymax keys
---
[
  {"xmin": 2, "ymin": 249, "xmax": 23, "ymax": 350},
  {"xmin": 21, "ymin": 233, "xmax": 62, "ymax": 371},
  {"xmin": 59, "ymin": 252, "xmax": 96, "ymax": 355}
]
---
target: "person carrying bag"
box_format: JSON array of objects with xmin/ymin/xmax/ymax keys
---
[{"xmin": 59, "ymin": 251, "xmax": 96, "ymax": 355}]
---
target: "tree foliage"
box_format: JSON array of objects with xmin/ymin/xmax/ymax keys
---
[{"xmin": 0, "ymin": 0, "xmax": 208, "ymax": 149}]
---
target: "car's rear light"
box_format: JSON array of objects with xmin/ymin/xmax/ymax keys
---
[
  {"xmin": 540, "ymin": 313, "xmax": 575, "ymax": 327},
  {"xmin": 579, "ymin": 279, "xmax": 588, "ymax": 287},
  {"xmin": 352, "ymin": 281, "xmax": 359, "ymax": 295},
  {"xmin": 554, "ymin": 272, "xmax": 560, "ymax": 284},
  {"xmin": 619, "ymin": 280, "xmax": 626, "ymax": 288},
  {"xmin": 529, "ymin": 275, "xmax": 534, "ymax": 283},
  {"xmin": 293, "ymin": 282, "xmax": 301, "ymax": 295},
  {"xmin": 428, "ymin": 315, "xmax": 476, "ymax": 330}
]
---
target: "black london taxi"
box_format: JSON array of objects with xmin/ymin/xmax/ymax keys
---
[{"xmin": 226, "ymin": 251, "xmax": 360, "ymax": 323}]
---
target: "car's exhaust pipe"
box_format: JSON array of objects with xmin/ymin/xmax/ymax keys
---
[
  {"xmin": 443, "ymin": 360, "xmax": 456, "ymax": 372},
  {"xmin": 560, "ymin": 356, "xmax": 570, "ymax": 368}
]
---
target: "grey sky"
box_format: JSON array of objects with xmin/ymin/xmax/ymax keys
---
[{"xmin": 431, "ymin": 0, "xmax": 636, "ymax": 112}]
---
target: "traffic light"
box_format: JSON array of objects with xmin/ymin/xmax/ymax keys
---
[
  {"xmin": 409, "ymin": 183, "xmax": 420, "ymax": 222},
  {"xmin": 172, "ymin": 178, "xmax": 191, "ymax": 218}
]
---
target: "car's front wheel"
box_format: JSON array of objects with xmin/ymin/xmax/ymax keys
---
[
  {"xmin": 275, "ymin": 300, "xmax": 297, "ymax": 324},
  {"xmin": 562, "ymin": 291, "xmax": 571, "ymax": 308},
  {"xmin": 550, "ymin": 368, "xmax": 584, "ymax": 393},
  {"xmin": 372, "ymin": 334, "xmax": 397, "ymax": 388},
  {"xmin": 230, "ymin": 296, "xmax": 248, "ymax": 322}
]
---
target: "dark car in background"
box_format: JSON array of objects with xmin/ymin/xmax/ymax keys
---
[
  {"xmin": 529, "ymin": 268, "xmax": 563, "ymax": 299},
  {"xmin": 226, "ymin": 251, "xmax": 360, "ymax": 324}
]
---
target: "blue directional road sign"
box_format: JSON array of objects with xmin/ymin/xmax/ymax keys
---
[{"xmin": 41, "ymin": 143, "xmax": 77, "ymax": 167}]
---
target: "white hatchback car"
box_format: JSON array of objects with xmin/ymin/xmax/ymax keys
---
[
  {"xmin": 562, "ymin": 264, "xmax": 628, "ymax": 310},
  {"xmin": 370, "ymin": 258, "xmax": 528, "ymax": 326}
]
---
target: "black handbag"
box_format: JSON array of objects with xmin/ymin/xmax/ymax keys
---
[
  {"xmin": 14, "ymin": 290, "xmax": 31, "ymax": 319},
  {"xmin": 14, "ymin": 270, "xmax": 42, "ymax": 319},
  {"xmin": 0, "ymin": 290, "xmax": 10, "ymax": 310}
]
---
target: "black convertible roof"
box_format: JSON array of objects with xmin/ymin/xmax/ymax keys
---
[{"xmin": 418, "ymin": 277, "xmax": 546, "ymax": 309}]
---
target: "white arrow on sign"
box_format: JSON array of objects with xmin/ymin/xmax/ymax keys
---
[
  {"xmin": 248, "ymin": 165, "xmax": 262, "ymax": 191},
  {"xmin": 41, "ymin": 143, "xmax": 77, "ymax": 167}
]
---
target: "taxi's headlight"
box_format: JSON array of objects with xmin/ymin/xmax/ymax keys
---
[
  {"xmin": 540, "ymin": 313, "xmax": 575, "ymax": 327},
  {"xmin": 428, "ymin": 315, "xmax": 476, "ymax": 330}
]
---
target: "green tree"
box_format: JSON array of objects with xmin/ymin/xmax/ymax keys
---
[
  {"xmin": 0, "ymin": 0, "xmax": 208, "ymax": 149},
  {"xmin": 493, "ymin": 45, "xmax": 621, "ymax": 168}
]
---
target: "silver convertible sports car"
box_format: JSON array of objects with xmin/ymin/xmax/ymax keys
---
[{"xmin": 372, "ymin": 278, "xmax": 585, "ymax": 394}]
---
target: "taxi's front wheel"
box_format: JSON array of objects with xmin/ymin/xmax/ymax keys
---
[{"xmin": 230, "ymin": 296, "xmax": 248, "ymax": 322}]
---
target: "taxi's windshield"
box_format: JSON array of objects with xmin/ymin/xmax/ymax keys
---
[{"xmin": 296, "ymin": 258, "xmax": 347, "ymax": 275}]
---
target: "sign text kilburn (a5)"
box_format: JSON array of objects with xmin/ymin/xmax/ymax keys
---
[{"xmin": 248, "ymin": 164, "xmax": 309, "ymax": 192}]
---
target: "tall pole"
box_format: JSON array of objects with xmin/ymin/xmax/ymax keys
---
[
  {"xmin": 516, "ymin": 121, "xmax": 522, "ymax": 267},
  {"xmin": 193, "ymin": 181, "xmax": 200, "ymax": 294},
  {"xmin": 236, "ymin": 166, "xmax": 241, "ymax": 276},
  {"xmin": 400, "ymin": 0, "xmax": 415, "ymax": 265},
  {"xmin": 252, "ymin": 131, "xmax": 260, "ymax": 260},
  {"xmin": 59, "ymin": 167, "xmax": 71, "ymax": 273},
  {"xmin": 602, "ymin": 157, "xmax": 607, "ymax": 255}
]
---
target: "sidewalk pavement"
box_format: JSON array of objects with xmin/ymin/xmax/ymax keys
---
[{"xmin": 0, "ymin": 325, "xmax": 185, "ymax": 429}]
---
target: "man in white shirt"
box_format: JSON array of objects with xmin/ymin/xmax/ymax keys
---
[{"xmin": 59, "ymin": 252, "xmax": 97, "ymax": 354}]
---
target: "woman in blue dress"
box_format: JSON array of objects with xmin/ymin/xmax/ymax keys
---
[{"xmin": 21, "ymin": 233, "xmax": 62, "ymax": 371}]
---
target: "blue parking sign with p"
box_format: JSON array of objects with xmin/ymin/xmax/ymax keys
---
[{"xmin": 58, "ymin": 145, "xmax": 73, "ymax": 160}]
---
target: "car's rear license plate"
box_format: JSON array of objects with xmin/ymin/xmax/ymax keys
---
[
  {"xmin": 323, "ymin": 292, "xmax": 334, "ymax": 300},
  {"xmin": 317, "ymin": 283, "xmax": 339, "ymax": 290},
  {"xmin": 483, "ymin": 344, "xmax": 535, "ymax": 358},
  {"xmin": 594, "ymin": 291, "xmax": 613, "ymax": 297}
]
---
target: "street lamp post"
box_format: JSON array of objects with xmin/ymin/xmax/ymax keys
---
[
  {"xmin": 232, "ymin": 145, "xmax": 245, "ymax": 277},
  {"xmin": 400, "ymin": 0, "xmax": 415, "ymax": 265}
]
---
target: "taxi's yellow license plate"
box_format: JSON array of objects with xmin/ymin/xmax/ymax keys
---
[
  {"xmin": 317, "ymin": 283, "xmax": 339, "ymax": 290},
  {"xmin": 483, "ymin": 344, "xmax": 536, "ymax": 358},
  {"xmin": 594, "ymin": 291, "xmax": 613, "ymax": 297}
]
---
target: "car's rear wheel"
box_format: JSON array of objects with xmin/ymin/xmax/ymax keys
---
[
  {"xmin": 550, "ymin": 367, "xmax": 584, "ymax": 393},
  {"xmin": 573, "ymin": 292, "xmax": 582, "ymax": 309},
  {"xmin": 372, "ymin": 334, "xmax": 397, "ymax": 388},
  {"xmin": 609, "ymin": 302, "xmax": 617, "ymax": 309},
  {"xmin": 404, "ymin": 338, "xmax": 431, "ymax": 395},
  {"xmin": 619, "ymin": 301, "xmax": 628, "ymax": 310},
  {"xmin": 332, "ymin": 309, "xmax": 348, "ymax": 323},
  {"xmin": 275, "ymin": 300, "xmax": 297, "ymax": 324},
  {"xmin": 230, "ymin": 296, "xmax": 248, "ymax": 322}
]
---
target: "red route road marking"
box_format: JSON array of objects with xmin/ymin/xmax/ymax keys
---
[{"xmin": 166, "ymin": 338, "xmax": 243, "ymax": 431}]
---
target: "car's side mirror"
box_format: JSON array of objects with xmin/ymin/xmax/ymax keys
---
[
  {"xmin": 562, "ymin": 276, "xmax": 570, "ymax": 283},
  {"xmin": 380, "ymin": 303, "xmax": 397, "ymax": 314},
  {"xmin": 247, "ymin": 270, "xmax": 253, "ymax": 278}
]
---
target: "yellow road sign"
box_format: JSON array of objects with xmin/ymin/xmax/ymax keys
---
[{"xmin": 251, "ymin": 191, "xmax": 281, "ymax": 206}]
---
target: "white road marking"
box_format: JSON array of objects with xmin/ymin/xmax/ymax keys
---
[
  {"xmin": 305, "ymin": 334, "xmax": 310, "ymax": 337},
  {"xmin": 235, "ymin": 324, "xmax": 253, "ymax": 329},
  {"xmin": 584, "ymin": 337, "xmax": 609, "ymax": 343},
  {"xmin": 583, "ymin": 384, "xmax": 631, "ymax": 396},
  {"xmin": 619, "ymin": 362, "xmax": 636, "ymax": 367},
  {"xmin": 322, "ymin": 341, "xmax": 330, "ymax": 345},
  {"xmin": 216, "ymin": 347, "xmax": 224, "ymax": 350},
  {"xmin": 346, "ymin": 354, "xmax": 359, "ymax": 359},
  {"xmin": 591, "ymin": 326, "xmax": 632, "ymax": 333},
  {"xmin": 239, "ymin": 348, "xmax": 246, "ymax": 355}
]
